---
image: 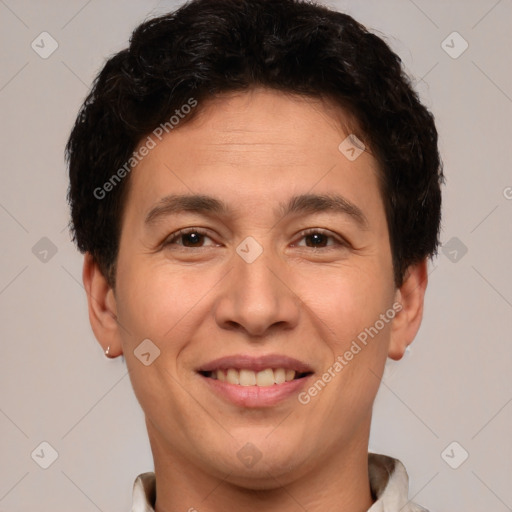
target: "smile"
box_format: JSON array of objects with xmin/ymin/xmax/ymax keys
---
[{"xmin": 200, "ymin": 368, "xmax": 312, "ymax": 387}]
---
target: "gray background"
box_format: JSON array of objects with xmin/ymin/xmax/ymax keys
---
[{"xmin": 1, "ymin": 0, "xmax": 511, "ymax": 510}]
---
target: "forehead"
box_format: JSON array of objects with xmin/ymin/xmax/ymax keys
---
[
  {"xmin": 177, "ymin": 88, "xmax": 359, "ymax": 159},
  {"xmin": 122, "ymin": 88, "xmax": 384, "ymax": 225}
]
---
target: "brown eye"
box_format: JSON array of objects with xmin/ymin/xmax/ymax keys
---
[
  {"xmin": 164, "ymin": 228, "xmax": 215, "ymax": 248},
  {"xmin": 304, "ymin": 232, "xmax": 330, "ymax": 248},
  {"xmin": 294, "ymin": 229, "xmax": 347, "ymax": 249}
]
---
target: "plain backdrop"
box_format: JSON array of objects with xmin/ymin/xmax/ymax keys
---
[{"xmin": 1, "ymin": 1, "xmax": 511, "ymax": 511}]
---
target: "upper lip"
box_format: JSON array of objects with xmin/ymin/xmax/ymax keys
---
[{"xmin": 197, "ymin": 354, "xmax": 314, "ymax": 374}]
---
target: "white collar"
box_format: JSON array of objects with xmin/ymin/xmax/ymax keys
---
[{"xmin": 131, "ymin": 452, "xmax": 428, "ymax": 512}]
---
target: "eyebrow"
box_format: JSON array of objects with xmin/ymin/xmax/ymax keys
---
[{"xmin": 144, "ymin": 193, "xmax": 369, "ymax": 229}]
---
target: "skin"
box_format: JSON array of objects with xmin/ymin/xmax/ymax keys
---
[{"xmin": 83, "ymin": 87, "xmax": 427, "ymax": 512}]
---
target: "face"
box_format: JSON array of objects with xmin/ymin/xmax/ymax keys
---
[{"xmin": 99, "ymin": 88, "xmax": 406, "ymax": 487}]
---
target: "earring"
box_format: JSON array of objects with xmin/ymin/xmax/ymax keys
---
[{"xmin": 105, "ymin": 345, "xmax": 112, "ymax": 358}]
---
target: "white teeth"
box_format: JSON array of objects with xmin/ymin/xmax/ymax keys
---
[
  {"xmin": 226, "ymin": 368, "xmax": 239, "ymax": 385},
  {"xmin": 211, "ymin": 368, "xmax": 300, "ymax": 386},
  {"xmin": 239, "ymin": 369, "xmax": 257, "ymax": 386},
  {"xmin": 274, "ymin": 368, "xmax": 286, "ymax": 384},
  {"xmin": 256, "ymin": 368, "xmax": 275, "ymax": 387}
]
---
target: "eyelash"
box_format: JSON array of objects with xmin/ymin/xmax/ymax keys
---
[{"xmin": 163, "ymin": 228, "xmax": 348, "ymax": 250}]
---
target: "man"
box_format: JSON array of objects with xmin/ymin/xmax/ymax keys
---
[{"xmin": 66, "ymin": 0, "xmax": 443, "ymax": 510}]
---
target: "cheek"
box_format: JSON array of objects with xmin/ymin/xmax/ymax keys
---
[
  {"xmin": 300, "ymin": 266, "xmax": 394, "ymax": 423},
  {"xmin": 115, "ymin": 255, "xmax": 229, "ymax": 355},
  {"xmin": 296, "ymin": 259, "xmax": 393, "ymax": 349},
  {"xmin": 113, "ymin": 259, "xmax": 202, "ymax": 414},
  {"xmin": 115, "ymin": 258, "xmax": 192, "ymax": 343}
]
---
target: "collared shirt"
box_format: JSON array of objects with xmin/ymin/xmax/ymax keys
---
[{"xmin": 131, "ymin": 452, "xmax": 429, "ymax": 511}]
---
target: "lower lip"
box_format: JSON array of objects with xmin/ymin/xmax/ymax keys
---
[{"xmin": 199, "ymin": 373, "xmax": 312, "ymax": 408}]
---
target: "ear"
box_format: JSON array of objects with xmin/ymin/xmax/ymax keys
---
[
  {"xmin": 388, "ymin": 259, "xmax": 428, "ymax": 361},
  {"xmin": 82, "ymin": 253, "xmax": 123, "ymax": 357}
]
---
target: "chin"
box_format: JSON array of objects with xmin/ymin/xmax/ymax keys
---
[
  {"xmin": 208, "ymin": 438, "xmax": 312, "ymax": 489},
  {"xmin": 223, "ymin": 461, "xmax": 303, "ymax": 491}
]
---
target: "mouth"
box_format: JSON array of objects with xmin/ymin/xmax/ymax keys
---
[
  {"xmin": 198, "ymin": 368, "xmax": 313, "ymax": 387},
  {"xmin": 196, "ymin": 355, "xmax": 314, "ymax": 407}
]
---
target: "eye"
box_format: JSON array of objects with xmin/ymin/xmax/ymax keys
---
[
  {"xmin": 162, "ymin": 228, "xmax": 348, "ymax": 250},
  {"xmin": 293, "ymin": 229, "xmax": 348, "ymax": 249},
  {"xmin": 163, "ymin": 228, "xmax": 217, "ymax": 248}
]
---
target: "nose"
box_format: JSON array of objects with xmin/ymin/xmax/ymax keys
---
[{"xmin": 213, "ymin": 244, "xmax": 301, "ymax": 338}]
